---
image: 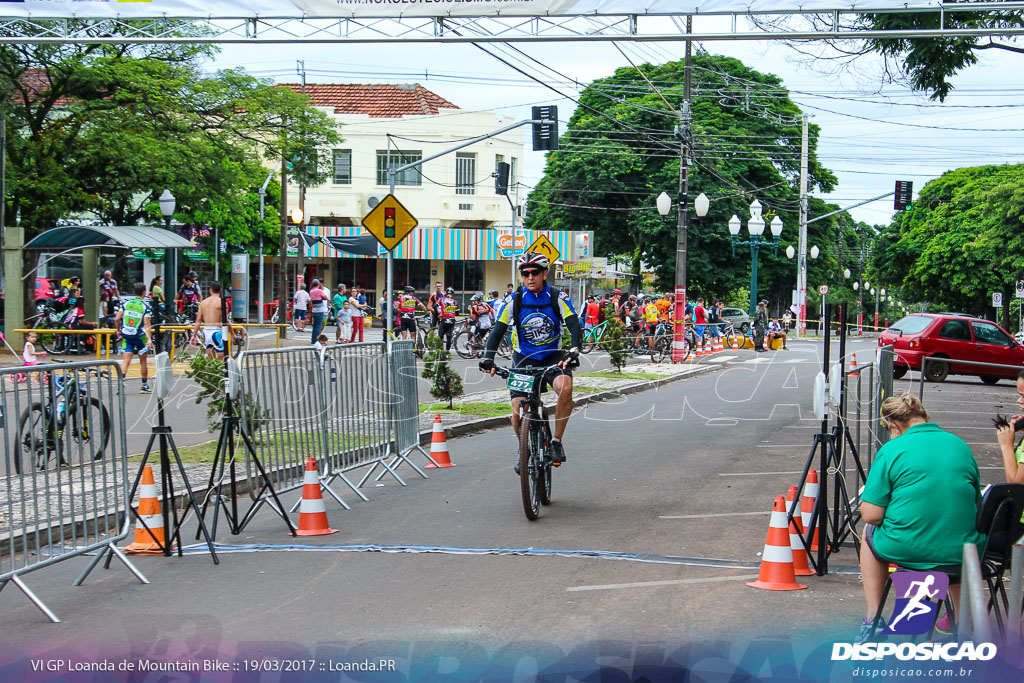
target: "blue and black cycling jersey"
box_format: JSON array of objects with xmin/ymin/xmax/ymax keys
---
[{"xmin": 485, "ymin": 285, "xmax": 582, "ymax": 365}]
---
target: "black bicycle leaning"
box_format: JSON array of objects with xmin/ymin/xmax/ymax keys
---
[
  {"xmin": 15, "ymin": 362, "xmax": 111, "ymax": 474},
  {"xmin": 493, "ymin": 363, "xmax": 563, "ymax": 520}
]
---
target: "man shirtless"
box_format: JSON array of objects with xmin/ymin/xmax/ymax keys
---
[{"xmin": 189, "ymin": 282, "xmax": 231, "ymax": 360}]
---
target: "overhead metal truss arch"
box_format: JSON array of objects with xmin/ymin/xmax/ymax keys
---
[{"xmin": 2, "ymin": 4, "xmax": 1024, "ymax": 44}]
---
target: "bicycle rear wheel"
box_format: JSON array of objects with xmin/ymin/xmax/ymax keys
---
[
  {"xmin": 651, "ymin": 334, "xmax": 671, "ymax": 363},
  {"xmin": 537, "ymin": 418, "xmax": 553, "ymax": 506},
  {"xmin": 518, "ymin": 413, "xmax": 542, "ymax": 520},
  {"xmin": 16, "ymin": 402, "xmax": 57, "ymax": 474}
]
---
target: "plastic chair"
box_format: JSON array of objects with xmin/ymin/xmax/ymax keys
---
[{"xmin": 975, "ymin": 483, "xmax": 1024, "ymax": 637}]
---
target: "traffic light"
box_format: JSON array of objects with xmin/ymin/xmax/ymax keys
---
[
  {"xmin": 384, "ymin": 207, "xmax": 396, "ymax": 238},
  {"xmin": 532, "ymin": 106, "xmax": 559, "ymax": 151},
  {"xmin": 894, "ymin": 180, "xmax": 913, "ymax": 210},
  {"xmin": 495, "ymin": 162, "xmax": 510, "ymax": 195}
]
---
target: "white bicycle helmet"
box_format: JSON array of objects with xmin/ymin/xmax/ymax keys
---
[{"xmin": 518, "ymin": 251, "xmax": 550, "ymax": 271}]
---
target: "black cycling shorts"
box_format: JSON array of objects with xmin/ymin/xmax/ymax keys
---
[
  {"xmin": 399, "ymin": 317, "xmax": 417, "ymax": 333},
  {"xmin": 508, "ymin": 353, "xmax": 572, "ymax": 400}
]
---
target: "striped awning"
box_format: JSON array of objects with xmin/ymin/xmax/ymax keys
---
[{"xmin": 300, "ymin": 225, "xmax": 590, "ymax": 261}]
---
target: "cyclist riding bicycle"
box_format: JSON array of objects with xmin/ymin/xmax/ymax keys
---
[
  {"xmin": 176, "ymin": 273, "xmax": 201, "ymax": 319},
  {"xmin": 480, "ymin": 251, "xmax": 583, "ymax": 473},
  {"xmin": 468, "ymin": 293, "xmax": 494, "ymax": 343}
]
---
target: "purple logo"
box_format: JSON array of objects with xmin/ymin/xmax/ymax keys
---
[{"xmin": 885, "ymin": 571, "xmax": 949, "ymax": 635}]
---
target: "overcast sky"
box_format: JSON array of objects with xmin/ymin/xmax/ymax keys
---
[{"xmin": 208, "ymin": 16, "xmax": 1023, "ymax": 228}]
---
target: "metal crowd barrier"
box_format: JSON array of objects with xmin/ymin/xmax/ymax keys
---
[
  {"xmin": 322, "ymin": 342, "xmax": 393, "ymax": 495},
  {"xmin": 839, "ymin": 345, "xmax": 894, "ymax": 481},
  {"xmin": 372, "ymin": 340, "xmax": 435, "ymax": 482},
  {"xmin": 0, "ymin": 360, "xmax": 147, "ymax": 622},
  {"xmin": 234, "ymin": 346, "xmax": 342, "ymax": 508},
  {"xmin": 918, "ymin": 356, "xmax": 1024, "ymax": 400},
  {"xmin": 959, "ymin": 542, "xmax": 995, "ymax": 643}
]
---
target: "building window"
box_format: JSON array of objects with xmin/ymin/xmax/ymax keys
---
[
  {"xmin": 393, "ymin": 259, "xmax": 432, "ymax": 291},
  {"xmin": 376, "ymin": 150, "xmax": 422, "ymax": 186},
  {"xmin": 332, "ymin": 149, "xmax": 352, "ymax": 185},
  {"xmin": 495, "ymin": 154, "xmax": 504, "ymax": 173},
  {"xmin": 510, "ymin": 157, "xmax": 518, "ymax": 188},
  {"xmin": 445, "ymin": 260, "xmax": 484, "ymax": 300},
  {"xmin": 456, "ymin": 152, "xmax": 476, "ymax": 195},
  {"xmin": 458, "ymin": 203, "xmax": 472, "ymax": 211}
]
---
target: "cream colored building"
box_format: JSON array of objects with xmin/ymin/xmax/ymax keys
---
[{"xmin": 263, "ymin": 83, "xmax": 590, "ymax": 308}]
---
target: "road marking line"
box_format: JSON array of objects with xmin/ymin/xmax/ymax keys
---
[
  {"xmin": 659, "ymin": 511, "xmax": 769, "ymax": 519},
  {"xmin": 568, "ymin": 574, "xmax": 759, "ymax": 592},
  {"xmin": 719, "ymin": 471, "xmax": 803, "ymax": 476}
]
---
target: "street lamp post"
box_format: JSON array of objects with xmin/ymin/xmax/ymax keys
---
[
  {"xmin": 729, "ymin": 199, "xmax": 783, "ymax": 316},
  {"xmin": 853, "ymin": 281, "xmax": 863, "ymax": 335},
  {"xmin": 876, "ymin": 287, "xmax": 885, "ymax": 330},
  {"xmin": 159, "ymin": 189, "xmax": 176, "ymax": 297},
  {"xmin": 786, "ymin": 242, "xmax": 817, "ymax": 335},
  {"xmin": 659, "ymin": 190, "xmax": 709, "ymax": 363}
]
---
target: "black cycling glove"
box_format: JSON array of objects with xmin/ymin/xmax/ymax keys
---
[
  {"xmin": 565, "ymin": 347, "xmax": 581, "ymax": 367},
  {"xmin": 479, "ymin": 357, "xmax": 495, "ymax": 372}
]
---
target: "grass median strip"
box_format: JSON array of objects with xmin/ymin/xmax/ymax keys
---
[
  {"xmin": 130, "ymin": 432, "xmax": 372, "ymax": 464},
  {"xmin": 579, "ymin": 371, "xmax": 662, "ymax": 381},
  {"xmin": 419, "ymin": 402, "xmax": 511, "ymax": 418}
]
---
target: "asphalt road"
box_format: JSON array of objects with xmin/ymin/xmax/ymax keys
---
[{"xmin": 1, "ymin": 335, "xmax": 1015, "ymax": 680}]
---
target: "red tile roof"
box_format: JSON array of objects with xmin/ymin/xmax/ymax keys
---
[{"xmin": 277, "ymin": 83, "xmax": 459, "ymax": 117}]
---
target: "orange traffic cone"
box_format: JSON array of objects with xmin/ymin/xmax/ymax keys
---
[
  {"xmin": 296, "ymin": 458, "xmax": 338, "ymax": 536},
  {"xmin": 424, "ymin": 414, "xmax": 455, "ymax": 468},
  {"xmin": 786, "ymin": 485, "xmax": 815, "ymax": 576},
  {"xmin": 848, "ymin": 352, "xmax": 858, "ymax": 376},
  {"xmin": 125, "ymin": 465, "xmax": 166, "ymax": 554},
  {"xmin": 748, "ymin": 496, "xmax": 808, "ymax": 591},
  {"xmin": 731, "ymin": 336, "xmax": 739, "ymax": 351},
  {"xmin": 695, "ymin": 339, "xmax": 703, "ymax": 358},
  {"xmin": 801, "ymin": 469, "xmax": 820, "ymax": 552}
]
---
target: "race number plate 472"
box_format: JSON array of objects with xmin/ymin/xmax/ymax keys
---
[{"xmin": 507, "ymin": 373, "xmax": 535, "ymax": 393}]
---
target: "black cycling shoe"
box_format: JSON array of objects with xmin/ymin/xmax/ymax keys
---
[
  {"xmin": 514, "ymin": 454, "xmax": 521, "ymax": 475},
  {"xmin": 550, "ymin": 440, "xmax": 566, "ymax": 466}
]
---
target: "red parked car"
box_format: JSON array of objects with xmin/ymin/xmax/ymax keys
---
[
  {"xmin": 878, "ymin": 313, "xmax": 1024, "ymax": 384},
  {"xmin": 34, "ymin": 277, "xmax": 60, "ymax": 302}
]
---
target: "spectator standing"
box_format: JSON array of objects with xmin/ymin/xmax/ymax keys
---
[
  {"xmin": 693, "ymin": 297, "xmax": 707, "ymax": 341},
  {"xmin": 488, "ymin": 290, "xmax": 502, "ymax": 317},
  {"xmin": 309, "ymin": 279, "xmax": 329, "ymax": 344},
  {"xmin": 707, "ymin": 298, "xmax": 722, "ymax": 344},
  {"xmin": 349, "ymin": 285, "xmax": 368, "ymax": 343},
  {"xmin": 336, "ymin": 300, "xmax": 353, "ymax": 343},
  {"xmin": 504, "ymin": 283, "xmax": 516, "ymax": 305},
  {"xmin": 292, "ymin": 283, "xmax": 310, "ymax": 332},
  {"xmin": 584, "ymin": 295, "xmax": 600, "ymax": 332},
  {"xmin": 333, "ymin": 284, "xmax": 348, "ymax": 343},
  {"xmin": 753, "ymin": 301, "xmax": 768, "ymax": 352},
  {"xmin": 99, "ymin": 270, "xmax": 120, "ymax": 319},
  {"xmin": 149, "ymin": 275, "xmax": 166, "ymax": 352}
]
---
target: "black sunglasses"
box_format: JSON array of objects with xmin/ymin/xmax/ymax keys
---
[{"xmin": 520, "ymin": 269, "xmax": 544, "ymax": 277}]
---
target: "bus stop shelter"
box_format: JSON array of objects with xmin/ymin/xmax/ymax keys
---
[{"xmin": 4, "ymin": 225, "xmax": 195, "ymax": 345}]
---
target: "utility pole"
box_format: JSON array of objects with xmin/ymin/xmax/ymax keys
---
[
  {"xmin": 797, "ymin": 115, "xmax": 809, "ymax": 336},
  {"xmin": 278, "ymin": 155, "xmax": 289, "ymax": 336},
  {"xmin": 296, "ymin": 60, "xmax": 307, "ymax": 284},
  {"xmin": 671, "ymin": 16, "xmax": 693, "ymax": 364}
]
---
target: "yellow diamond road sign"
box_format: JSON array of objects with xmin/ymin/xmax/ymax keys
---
[
  {"xmin": 361, "ymin": 194, "xmax": 418, "ymax": 252},
  {"xmin": 526, "ymin": 234, "xmax": 560, "ymax": 264}
]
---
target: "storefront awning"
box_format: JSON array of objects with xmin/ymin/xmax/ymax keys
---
[
  {"xmin": 300, "ymin": 231, "xmax": 380, "ymax": 257},
  {"xmin": 23, "ymin": 225, "xmax": 196, "ymax": 250}
]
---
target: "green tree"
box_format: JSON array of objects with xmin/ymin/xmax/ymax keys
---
[
  {"xmin": 422, "ymin": 330, "xmax": 463, "ymax": 409},
  {"xmin": 525, "ymin": 54, "xmax": 837, "ymax": 306},
  {"xmin": 0, "ymin": 28, "xmax": 339, "ymax": 304},
  {"xmin": 869, "ymin": 164, "xmax": 1024, "ymax": 327},
  {"xmin": 601, "ymin": 306, "xmax": 629, "ymax": 372}
]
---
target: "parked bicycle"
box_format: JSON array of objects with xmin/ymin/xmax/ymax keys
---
[
  {"xmin": 493, "ymin": 363, "xmax": 562, "ymax": 520},
  {"xmin": 15, "ymin": 361, "xmax": 111, "ymax": 474}
]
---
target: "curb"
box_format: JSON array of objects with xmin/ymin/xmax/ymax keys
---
[{"xmin": 419, "ymin": 362, "xmax": 724, "ymax": 445}]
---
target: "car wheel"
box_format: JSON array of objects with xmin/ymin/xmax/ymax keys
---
[
  {"xmin": 980, "ymin": 375, "xmax": 1000, "ymax": 385},
  {"xmin": 892, "ymin": 365, "xmax": 908, "ymax": 380},
  {"xmin": 740, "ymin": 322, "xmax": 750, "ymax": 334},
  {"xmin": 923, "ymin": 357, "xmax": 949, "ymax": 383}
]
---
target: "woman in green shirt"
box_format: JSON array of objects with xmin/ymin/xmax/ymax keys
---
[
  {"xmin": 995, "ymin": 369, "xmax": 1024, "ymax": 486},
  {"xmin": 858, "ymin": 392, "xmax": 984, "ymax": 640}
]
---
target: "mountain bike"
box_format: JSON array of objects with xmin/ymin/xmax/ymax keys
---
[
  {"xmin": 650, "ymin": 323, "xmax": 696, "ymax": 363},
  {"xmin": 15, "ymin": 362, "xmax": 111, "ymax": 474},
  {"xmin": 453, "ymin": 320, "xmax": 511, "ymax": 360},
  {"xmin": 493, "ymin": 363, "xmax": 564, "ymax": 521},
  {"xmin": 581, "ymin": 320, "xmax": 609, "ymax": 354}
]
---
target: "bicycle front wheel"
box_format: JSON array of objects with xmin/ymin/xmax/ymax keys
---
[
  {"xmin": 651, "ymin": 334, "xmax": 671, "ymax": 363},
  {"xmin": 518, "ymin": 412, "xmax": 541, "ymax": 520},
  {"xmin": 453, "ymin": 329, "xmax": 478, "ymax": 360}
]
